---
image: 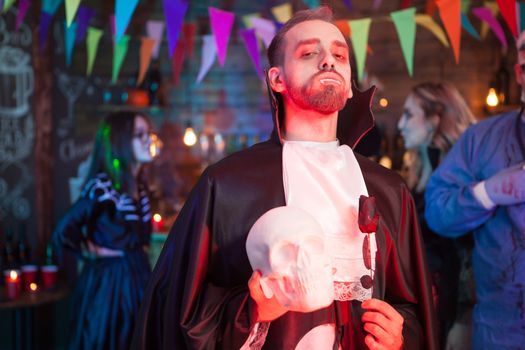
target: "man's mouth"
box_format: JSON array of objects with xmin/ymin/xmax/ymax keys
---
[{"xmin": 319, "ymin": 78, "xmax": 341, "ymax": 86}]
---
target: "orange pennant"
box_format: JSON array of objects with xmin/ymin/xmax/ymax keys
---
[
  {"xmin": 436, "ymin": 0, "xmax": 461, "ymax": 63},
  {"xmin": 137, "ymin": 37, "xmax": 156, "ymax": 86},
  {"xmin": 426, "ymin": 0, "xmax": 437, "ymax": 16},
  {"xmin": 335, "ymin": 20, "xmax": 351, "ymax": 38}
]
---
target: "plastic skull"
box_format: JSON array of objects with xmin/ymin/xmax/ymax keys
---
[{"xmin": 246, "ymin": 206, "xmax": 334, "ymax": 312}]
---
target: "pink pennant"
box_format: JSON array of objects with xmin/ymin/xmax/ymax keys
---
[
  {"xmin": 472, "ymin": 7, "xmax": 508, "ymax": 49},
  {"xmin": 15, "ymin": 0, "xmax": 30, "ymax": 31},
  {"xmin": 208, "ymin": 7, "xmax": 235, "ymax": 67},
  {"xmin": 496, "ymin": 0, "xmax": 518, "ymax": 37},
  {"xmin": 239, "ymin": 29, "xmax": 263, "ymax": 79},
  {"xmin": 146, "ymin": 20, "xmax": 164, "ymax": 59}
]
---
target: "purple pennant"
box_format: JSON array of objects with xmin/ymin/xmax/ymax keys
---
[
  {"xmin": 15, "ymin": 0, "xmax": 30, "ymax": 31},
  {"xmin": 75, "ymin": 6, "xmax": 95, "ymax": 43},
  {"xmin": 163, "ymin": 0, "xmax": 188, "ymax": 57},
  {"xmin": 472, "ymin": 7, "xmax": 508, "ymax": 49},
  {"xmin": 209, "ymin": 7, "xmax": 235, "ymax": 67},
  {"xmin": 39, "ymin": 11, "xmax": 53, "ymax": 52},
  {"xmin": 273, "ymin": 20, "xmax": 284, "ymax": 30},
  {"xmin": 239, "ymin": 29, "xmax": 263, "ymax": 79},
  {"xmin": 343, "ymin": 0, "xmax": 352, "ymax": 11}
]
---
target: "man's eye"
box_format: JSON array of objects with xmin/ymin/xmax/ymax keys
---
[
  {"xmin": 301, "ymin": 51, "xmax": 317, "ymax": 58},
  {"xmin": 334, "ymin": 54, "xmax": 346, "ymax": 60}
]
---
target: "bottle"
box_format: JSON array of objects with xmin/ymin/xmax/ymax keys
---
[
  {"xmin": 17, "ymin": 226, "xmax": 30, "ymax": 265},
  {"xmin": 2, "ymin": 228, "xmax": 17, "ymax": 269}
]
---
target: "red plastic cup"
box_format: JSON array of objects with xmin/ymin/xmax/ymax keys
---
[
  {"xmin": 21, "ymin": 265, "xmax": 38, "ymax": 292},
  {"xmin": 41, "ymin": 265, "xmax": 58, "ymax": 290},
  {"xmin": 3, "ymin": 269, "xmax": 22, "ymax": 300}
]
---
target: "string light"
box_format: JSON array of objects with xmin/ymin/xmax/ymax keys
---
[
  {"xmin": 486, "ymin": 88, "xmax": 499, "ymax": 107},
  {"xmin": 183, "ymin": 124, "xmax": 197, "ymax": 147}
]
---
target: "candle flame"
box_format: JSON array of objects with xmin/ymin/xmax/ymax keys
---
[
  {"xmin": 30, "ymin": 283, "xmax": 38, "ymax": 291},
  {"xmin": 153, "ymin": 213, "xmax": 162, "ymax": 222},
  {"xmin": 10, "ymin": 270, "xmax": 18, "ymax": 280}
]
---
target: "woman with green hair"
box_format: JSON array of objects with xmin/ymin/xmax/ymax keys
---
[{"xmin": 53, "ymin": 111, "xmax": 161, "ymax": 349}]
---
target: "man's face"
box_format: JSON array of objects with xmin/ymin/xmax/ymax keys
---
[{"xmin": 270, "ymin": 20, "xmax": 353, "ymax": 115}]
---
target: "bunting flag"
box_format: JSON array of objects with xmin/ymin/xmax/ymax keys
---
[
  {"xmin": 86, "ymin": 27, "xmax": 103, "ymax": 75},
  {"xmin": 335, "ymin": 20, "xmax": 351, "ymax": 38},
  {"xmin": 426, "ymin": 0, "xmax": 437, "ymax": 16},
  {"xmin": 43, "ymin": 0, "xmax": 62, "ymax": 15},
  {"xmin": 146, "ymin": 20, "xmax": 164, "ymax": 59},
  {"xmin": 461, "ymin": 0, "xmax": 471, "ymax": 13},
  {"xmin": 75, "ymin": 6, "xmax": 95, "ymax": 43},
  {"xmin": 303, "ymin": 0, "xmax": 320, "ymax": 8},
  {"xmin": 39, "ymin": 11, "xmax": 53, "ymax": 52},
  {"xmin": 472, "ymin": 7, "xmax": 507, "ymax": 49},
  {"xmin": 172, "ymin": 39, "xmax": 186, "ymax": 85},
  {"xmin": 115, "ymin": 0, "xmax": 139, "ymax": 41},
  {"xmin": 480, "ymin": 2, "xmax": 499, "ymax": 39},
  {"xmin": 343, "ymin": 0, "xmax": 353, "ymax": 11},
  {"xmin": 520, "ymin": 2, "xmax": 525, "ymax": 33},
  {"xmin": 242, "ymin": 13, "xmax": 260, "ymax": 29},
  {"xmin": 415, "ymin": 15, "xmax": 449, "ymax": 47},
  {"xmin": 271, "ymin": 3, "xmax": 292, "ymax": 23},
  {"xmin": 436, "ymin": 0, "xmax": 461, "ymax": 63},
  {"xmin": 348, "ymin": 18, "xmax": 371, "ymax": 82},
  {"xmin": 461, "ymin": 12, "xmax": 480, "ymax": 39},
  {"xmin": 239, "ymin": 28, "xmax": 263, "ymax": 79},
  {"xmin": 3, "ymin": 0, "xmax": 15, "ymax": 12},
  {"xmin": 65, "ymin": 0, "xmax": 81, "ymax": 27},
  {"xmin": 251, "ymin": 17, "xmax": 276, "ymax": 48},
  {"xmin": 137, "ymin": 37, "xmax": 156, "ymax": 85},
  {"xmin": 64, "ymin": 21, "xmax": 78, "ymax": 67},
  {"xmin": 112, "ymin": 35, "xmax": 130, "ymax": 83},
  {"xmin": 496, "ymin": 0, "xmax": 518, "ymax": 37},
  {"xmin": 196, "ymin": 34, "xmax": 217, "ymax": 83},
  {"xmin": 183, "ymin": 23, "xmax": 196, "ymax": 58},
  {"xmin": 15, "ymin": 0, "xmax": 30, "ymax": 31},
  {"xmin": 164, "ymin": 0, "xmax": 188, "ymax": 57},
  {"xmin": 209, "ymin": 7, "xmax": 235, "ymax": 67},
  {"xmin": 391, "ymin": 8, "xmax": 416, "ymax": 76},
  {"xmin": 372, "ymin": 0, "xmax": 383, "ymax": 10}
]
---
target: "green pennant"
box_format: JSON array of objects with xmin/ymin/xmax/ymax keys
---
[
  {"xmin": 391, "ymin": 7, "xmax": 416, "ymax": 76},
  {"xmin": 86, "ymin": 27, "xmax": 103, "ymax": 76},
  {"xmin": 348, "ymin": 18, "xmax": 371, "ymax": 82},
  {"xmin": 3, "ymin": 0, "xmax": 16, "ymax": 12},
  {"xmin": 461, "ymin": 0, "xmax": 472, "ymax": 13},
  {"xmin": 112, "ymin": 35, "xmax": 129, "ymax": 84},
  {"xmin": 65, "ymin": 0, "xmax": 81, "ymax": 27}
]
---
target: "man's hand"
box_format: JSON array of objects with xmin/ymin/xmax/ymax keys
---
[
  {"xmin": 485, "ymin": 163, "xmax": 525, "ymax": 206},
  {"xmin": 361, "ymin": 298, "xmax": 404, "ymax": 350},
  {"xmin": 248, "ymin": 270, "xmax": 288, "ymax": 323}
]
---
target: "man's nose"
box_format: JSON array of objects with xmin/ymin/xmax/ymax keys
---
[{"xmin": 319, "ymin": 53, "xmax": 335, "ymax": 71}]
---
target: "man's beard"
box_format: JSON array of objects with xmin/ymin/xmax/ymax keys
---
[{"xmin": 287, "ymin": 77, "xmax": 348, "ymax": 114}]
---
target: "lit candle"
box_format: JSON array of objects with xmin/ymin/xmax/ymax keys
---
[
  {"xmin": 152, "ymin": 213, "xmax": 165, "ymax": 232},
  {"xmin": 4, "ymin": 269, "xmax": 22, "ymax": 300}
]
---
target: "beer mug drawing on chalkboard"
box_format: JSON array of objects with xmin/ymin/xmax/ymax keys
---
[{"xmin": 0, "ymin": 46, "xmax": 34, "ymax": 118}]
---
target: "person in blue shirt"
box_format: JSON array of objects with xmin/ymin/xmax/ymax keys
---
[{"xmin": 425, "ymin": 32, "xmax": 525, "ymax": 349}]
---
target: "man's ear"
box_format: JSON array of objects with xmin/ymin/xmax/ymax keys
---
[{"xmin": 268, "ymin": 67, "xmax": 285, "ymax": 93}]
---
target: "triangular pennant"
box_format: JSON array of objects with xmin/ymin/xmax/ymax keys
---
[
  {"xmin": 146, "ymin": 20, "xmax": 164, "ymax": 59},
  {"xmin": 343, "ymin": 0, "xmax": 353, "ymax": 11},
  {"xmin": 415, "ymin": 14, "xmax": 449, "ymax": 47},
  {"xmin": 164, "ymin": 0, "xmax": 188, "ymax": 57},
  {"xmin": 112, "ymin": 35, "xmax": 130, "ymax": 83},
  {"xmin": 461, "ymin": 0, "xmax": 471, "ymax": 13},
  {"xmin": 303, "ymin": 0, "xmax": 320, "ymax": 8},
  {"xmin": 348, "ymin": 18, "xmax": 371, "ymax": 82},
  {"xmin": 427, "ymin": 0, "xmax": 437, "ymax": 16},
  {"xmin": 496, "ymin": 0, "xmax": 518, "ymax": 37},
  {"xmin": 239, "ymin": 28, "xmax": 263, "ymax": 79},
  {"xmin": 242, "ymin": 13, "xmax": 260, "ymax": 29},
  {"xmin": 172, "ymin": 39, "xmax": 186, "ymax": 86},
  {"xmin": 251, "ymin": 17, "xmax": 276, "ymax": 48},
  {"xmin": 461, "ymin": 12, "xmax": 480, "ymax": 39},
  {"xmin": 335, "ymin": 20, "xmax": 351, "ymax": 38},
  {"xmin": 39, "ymin": 11, "xmax": 53, "ymax": 52},
  {"xmin": 15, "ymin": 0, "xmax": 30, "ymax": 31},
  {"xmin": 86, "ymin": 26, "xmax": 103, "ymax": 75},
  {"xmin": 3, "ymin": 0, "xmax": 15, "ymax": 12},
  {"xmin": 480, "ymin": 2, "xmax": 499, "ymax": 39},
  {"xmin": 137, "ymin": 37, "xmax": 156, "ymax": 85},
  {"xmin": 64, "ymin": 21, "xmax": 77, "ymax": 66},
  {"xmin": 436, "ymin": 0, "xmax": 461, "ymax": 63},
  {"xmin": 196, "ymin": 34, "xmax": 217, "ymax": 83},
  {"xmin": 400, "ymin": 0, "xmax": 411, "ymax": 9},
  {"xmin": 183, "ymin": 23, "xmax": 196, "ymax": 58},
  {"xmin": 65, "ymin": 0, "xmax": 81, "ymax": 27},
  {"xmin": 209, "ymin": 7, "xmax": 235, "ymax": 67},
  {"xmin": 42, "ymin": 0, "xmax": 62, "ymax": 16},
  {"xmin": 391, "ymin": 7, "xmax": 416, "ymax": 76},
  {"xmin": 115, "ymin": 0, "xmax": 139, "ymax": 41},
  {"xmin": 75, "ymin": 6, "xmax": 95, "ymax": 43},
  {"xmin": 271, "ymin": 3, "xmax": 292, "ymax": 23},
  {"xmin": 472, "ymin": 7, "xmax": 507, "ymax": 49}
]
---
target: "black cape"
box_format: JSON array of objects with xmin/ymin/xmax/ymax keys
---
[{"xmin": 132, "ymin": 86, "xmax": 438, "ymax": 349}]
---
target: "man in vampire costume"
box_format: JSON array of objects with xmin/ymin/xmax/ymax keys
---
[{"xmin": 133, "ymin": 7, "xmax": 437, "ymax": 350}]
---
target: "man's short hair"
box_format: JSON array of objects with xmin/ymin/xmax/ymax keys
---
[{"xmin": 267, "ymin": 6, "xmax": 334, "ymax": 67}]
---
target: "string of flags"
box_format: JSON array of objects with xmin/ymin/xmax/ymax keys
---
[{"xmin": 1, "ymin": 0, "xmax": 523, "ymax": 84}]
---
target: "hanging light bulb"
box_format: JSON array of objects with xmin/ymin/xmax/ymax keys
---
[
  {"xmin": 486, "ymin": 88, "xmax": 499, "ymax": 107},
  {"xmin": 183, "ymin": 123, "xmax": 197, "ymax": 147}
]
